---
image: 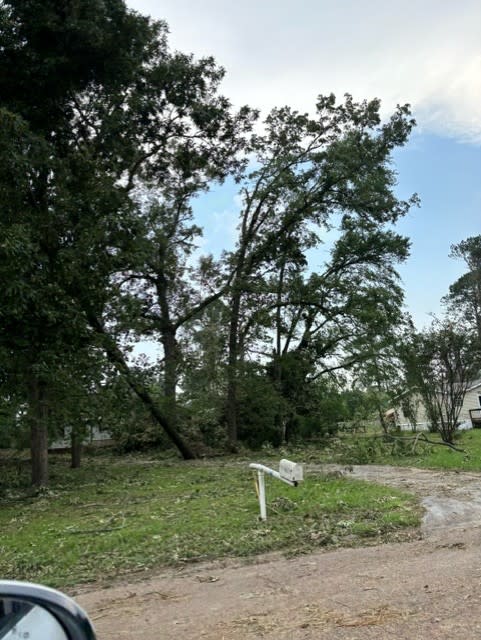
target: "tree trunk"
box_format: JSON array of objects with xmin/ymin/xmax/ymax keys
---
[
  {"xmin": 274, "ymin": 260, "xmax": 285, "ymax": 441},
  {"xmin": 87, "ymin": 313, "xmax": 197, "ymax": 459},
  {"xmin": 162, "ymin": 328, "xmax": 179, "ymax": 428},
  {"xmin": 29, "ymin": 377, "xmax": 49, "ymax": 487},
  {"xmin": 377, "ymin": 406, "xmax": 389, "ymax": 435},
  {"xmin": 71, "ymin": 430, "xmax": 82, "ymax": 468},
  {"xmin": 474, "ymin": 281, "xmax": 481, "ymax": 343},
  {"xmin": 226, "ymin": 291, "xmax": 241, "ymax": 449}
]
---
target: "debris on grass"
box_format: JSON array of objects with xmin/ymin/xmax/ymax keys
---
[{"xmin": 0, "ymin": 453, "xmax": 421, "ymax": 588}]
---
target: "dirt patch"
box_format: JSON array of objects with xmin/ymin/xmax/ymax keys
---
[
  {"xmin": 76, "ymin": 465, "xmax": 481, "ymax": 639},
  {"xmin": 335, "ymin": 464, "xmax": 481, "ymax": 535}
]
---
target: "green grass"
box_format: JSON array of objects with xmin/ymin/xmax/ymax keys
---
[{"xmin": 0, "ymin": 453, "xmax": 420, "ymax": 589}]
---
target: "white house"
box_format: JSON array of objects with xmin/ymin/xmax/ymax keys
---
[
  {"xmin": 460, "ymin": 379, "xmax": 481, "ymax": 425},
  {"xmin": 50, "ymin": 424, "xmax": 113, "ymax": 450},
  {"xmin": 392, "ymin": 378, "xmax": 481, "ymax": 431}
]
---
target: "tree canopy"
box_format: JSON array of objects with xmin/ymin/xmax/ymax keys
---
[
  {"xmin": 0, "ymin": 0, "xmax": 420, "ymax": 481},
  {"xmin": 444, "ymin": 235, "xmax": 481, "ymax": 342}
]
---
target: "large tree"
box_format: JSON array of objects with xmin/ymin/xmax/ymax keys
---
[
  {"xmin": 0, "ymin": 0, "xmax": 254, "ymax": 478},
  {"xmin": 0, "ymin": 2, "xmax": 420, "ymax": 465},
  {"xmin": 223, "ymin": 95, "xmax": 417, "ymax": 446},
  {"xmin": 0, "ymin": 109, "xmax": 95, "ymax": 484}
]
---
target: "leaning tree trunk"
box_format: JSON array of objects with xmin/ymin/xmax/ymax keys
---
[
  {"xmin": 87, "ymin": 313, "xmax": 197, "ymax": 459},
  {"xmin": 29, "ymin": 376, "xmax": 49, "ymax": 487}
]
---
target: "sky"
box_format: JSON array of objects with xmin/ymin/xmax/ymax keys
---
[{"xmin": 128, "ymin": 0, "xmax": 480, "ymax": 328}]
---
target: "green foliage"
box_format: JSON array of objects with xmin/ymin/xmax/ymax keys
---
[
  {"xmin": 334, "ymin": 434, "xmax": 423, "ymax": 464},
  {"xmin": 292, "ymin": 386, "xmax": 346, "ymax": 440},
  {"xmin": 0, "ymin": 453, "xmax": 420, "ymax": 588},
  {"xmin": 0, "ymin": 0, "xmax": 419, "ymax": 461},
  {"xmin": 342, "ymin": 388, "xmax": 386, "ymax": 423},
  {"xmin": 400, "ymin": 319, "xmax": 481, "ymax": 443},
  {"xmin": 180, "ymin": 301, "xmax": 229, "ymax": 447},
  {"xmin": 237, "ymin": 368, "xmax": 286, "ymax": 448},
  {"xmin": 444, "ymin": 235, "xmax": 481, "ymax": 341},
  {"xmin": 0, "ymin": 0, "xmax": 257, "ymax": 464},
  {"xmin": 95, "ymin": 376, "xmax": 169, "ymax": 453},
  {"xmin": 0, "ymin": 398, "xmax": 26, "ymax": 449},
  {"xmin": 297, "ymin": 428, "xmax": 481, "ymax": 471},
  {"xmin": 315, "ymin": 393, "xmax": 349, "ymax": 435},
  {"xmin": 224, "ymin": 93, "xmax": 417, "ymax": 444}
]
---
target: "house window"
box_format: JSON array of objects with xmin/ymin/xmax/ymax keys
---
[{"xmin": 479, "ymin": 395, "xmax": 481, "ymax": 408}]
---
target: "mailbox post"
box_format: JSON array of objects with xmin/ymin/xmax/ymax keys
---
[{"xmin": 249, "ymin": 459, "xmax": 303, "ymax": 520}]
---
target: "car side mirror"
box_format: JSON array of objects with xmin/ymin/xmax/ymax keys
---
[{"xmin": 0, "ymin": 581, "xmax": 96, "ymax": 640}]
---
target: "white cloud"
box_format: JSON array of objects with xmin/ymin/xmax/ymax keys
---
[{"xmin": 128, "ymin": 0, "xmax": 481, "ymax": 143}]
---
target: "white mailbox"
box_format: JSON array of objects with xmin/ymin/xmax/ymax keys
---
[
  {"xmin": 279, "ymin": 459, "xmax": 303, "ymax": 484},
  {"xmin": 249, "ymin": 460, "xmax": 304, "ymax": 520}
]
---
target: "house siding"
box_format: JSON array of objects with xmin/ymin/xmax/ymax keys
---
[
  {"xmin": 460, "ymin": 385, "xmax": 481, "ymax": 422},
  {"xmin": 394, "ymin": 381, "xmax": 481, "ymax": 429},
  {"xmin": 396, "ymin": 393, "xmax": 429, "ymax": 428}
]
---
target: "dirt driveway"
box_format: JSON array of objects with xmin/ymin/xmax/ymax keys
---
[{"xmin": 76, "ymin": 465, "xmax": 481, "ymax": 639}]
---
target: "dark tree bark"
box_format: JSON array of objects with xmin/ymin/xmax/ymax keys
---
[
  {"xmin": 226, "ymin": 290, "xmax": 241, "ymax": 449},
  {"xmin": 71, "ymin": 430, "xmax": 82, "ymax": 469},
  {"xmin": 225, "ymin": 216, "xmax": 252, "ymax": 448},
  {"xmin": 161, "ymin": 328, "xmax": 181, "ymax": 428},
  {"xmin": 29, "ymin": 377, "xmax": 49, "ymax": 487},
  {"xmin": 274, "ymin": 260, "xmax": 286, "ymax": 442}
]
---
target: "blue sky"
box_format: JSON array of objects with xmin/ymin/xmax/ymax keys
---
[
  {"xmin": 393, "ymin": 134, "xmax": 480, "ymax": 326},
  {"xmin": 128, "ymin": 0, "xmax": 480, "ymax": 328}
]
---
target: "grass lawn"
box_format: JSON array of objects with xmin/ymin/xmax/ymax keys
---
[{"xmin": 0, "ymin": 452, "xmax": 420, "ymax": 589}]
